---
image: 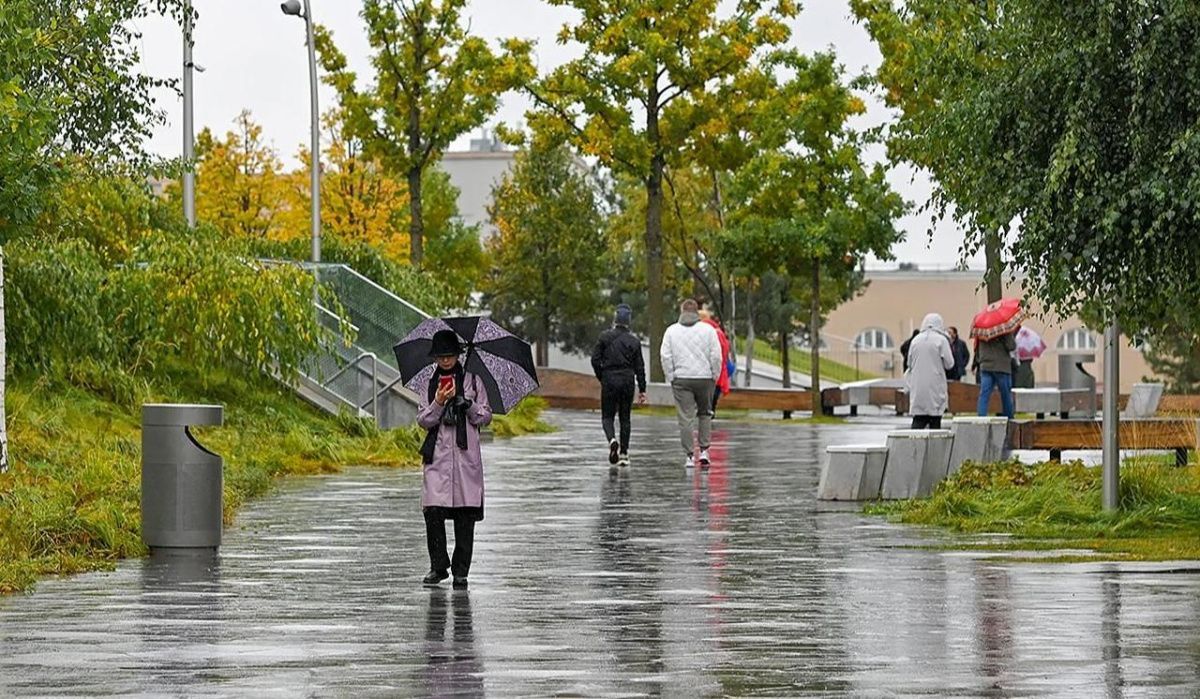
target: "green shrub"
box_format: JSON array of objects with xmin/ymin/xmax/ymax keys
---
[{"xmin": 6, "ymin": 228, "xmax": 327, "ymax": 383}]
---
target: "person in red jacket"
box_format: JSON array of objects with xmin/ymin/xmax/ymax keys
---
[{"xmin": 699, "ymin": 309, "xmax": 731, "ymax": 413}]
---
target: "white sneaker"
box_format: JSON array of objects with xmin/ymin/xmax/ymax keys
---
[
  {"xmin": 618, "ymin": 453, "xmax": 630, "ymax": 467},
  {"xmin": 608, "ymin": 439, "xmax": 620, "ymax": 465},
  {"xmin": 684, "ymin": 455, "xmax": 695, "ymax": 468},
  {"xmin": 699, "ymin": 449, "xmax": 711, "ymax": 467}
]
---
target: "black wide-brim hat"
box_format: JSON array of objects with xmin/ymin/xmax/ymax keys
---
[{"xmin": 429, "ymin": 329, "xmax": 465, "ymax": 357}]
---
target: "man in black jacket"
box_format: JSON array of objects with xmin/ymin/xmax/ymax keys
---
[{"xmin": 591, "ymin": 304, "xmax": 647, "ymax": 466}]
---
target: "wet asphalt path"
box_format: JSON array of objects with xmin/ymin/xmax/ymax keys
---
[{"xmin": 2, "ymin": 411, "xmax": 1200, "ymax": 697}]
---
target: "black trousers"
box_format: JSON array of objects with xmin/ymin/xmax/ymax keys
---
[
  {"xmin": 911, "ymin": 415, "xmax": 943, "ymax": 429},
  {"xmin": 600, "ymin": 373, "xmax": 635, "ymax": 452},
  {"xmin": 424, "ymin": 508, "xmax": 476, "ymax": 577}
]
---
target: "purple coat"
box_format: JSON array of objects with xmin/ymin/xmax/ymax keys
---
[{"xmin": 416, "ymin": 371, "xmax": 492, "ymax": 510}]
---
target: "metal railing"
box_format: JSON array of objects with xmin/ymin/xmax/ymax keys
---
[{"xmin": 268, "ymin": 260, "xmax": 432, "ymax": 425}]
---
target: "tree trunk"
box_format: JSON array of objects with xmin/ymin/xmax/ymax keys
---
[
  {"xmin": 0, "ymin": 250, "xmax": 7, "ymax": 474},
  {"xmin": 645, "ymin": 157, "xmax": 666, "ymax": 383},
  {"xmin": 984, "ymin": 229, "xmax": 1002, "ymax": 303},
  {"xmin": 407, "ymin": 166, "xmax": 425, "ymax": 267},
  {"xmin": 810, "ymin": 260, "xmax": 821, "ymax": 416},
  {"xmin": 536, "ymin": 337, "xmax": 548, "ymax": 367},
  {"xmin": 744, "ymin": 281, "xmax": 755, "ymax": 388}
]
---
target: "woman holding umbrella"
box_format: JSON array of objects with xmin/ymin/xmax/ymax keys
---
[
  {"xmin": 971, "ymin": 298, "xmax": 1022, "ymax": 419},
  {"xmin": 394, "ymin": 317, "xmax": 540, "ymax": 589},
  {"xmin": 416, "ymin": 330, "xmax": 493, "ymax": 590}
]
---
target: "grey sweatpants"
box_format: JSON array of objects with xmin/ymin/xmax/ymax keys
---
[{"xmin": 671, "ymin": 378, "xmax": 715, "ymax": 455}]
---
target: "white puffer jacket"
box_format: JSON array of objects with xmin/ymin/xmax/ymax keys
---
[{"xmin": 661, "ymin": 316, "xmax": 722, "ymax": 383}]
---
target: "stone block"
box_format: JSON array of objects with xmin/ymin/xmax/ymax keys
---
[
  {"xmin": 881, "ymin": 429, "xmax": 954, "ymax": 499},
  {"xmin": 817, "ymin": 445, "xmax": 888, "ymax": 501},
  {"xmin": 1125, "ymin": 383, "xmax": 1164, "ymax": 418},
  {"xmin": 948, "ymin": 416, "xmax": 1009, "ymax": 475}
]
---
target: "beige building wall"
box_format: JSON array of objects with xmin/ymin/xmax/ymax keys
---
[
  {"xmin": 440, "ymin": 150, "xmax": 516, "ymax": 240},
  {"xmin": 821, "ymin": 270, "xmax": 1155, "ymax": 392}
]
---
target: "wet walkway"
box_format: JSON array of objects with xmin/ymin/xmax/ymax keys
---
[{"xmin": 3, "ymin": 412, "xmax": 1200, "ymax": 697}]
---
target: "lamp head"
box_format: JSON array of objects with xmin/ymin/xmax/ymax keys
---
[{"xmin": 280, "ymin": 0, "xmax": 303, "ymax": 16}]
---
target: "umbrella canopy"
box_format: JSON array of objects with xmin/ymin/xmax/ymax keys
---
[
  {"xmin": 970, "ymin": 298, "xmax": 1025, "ymax": 341},
  {"xmin": 1015, "ymin": 326, "xmax": 1047, "ymax": 361},
  {"xmin": 393, "ymin": 316, "xmax": 538, "ymax": 415}
]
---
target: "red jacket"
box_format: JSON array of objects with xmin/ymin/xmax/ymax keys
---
[{"xmin": 702, "ymin": 317, "xmax": 732, "ymax": 395}]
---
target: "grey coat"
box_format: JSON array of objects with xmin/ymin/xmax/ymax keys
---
[{"xmin": 906, "ymin": 313, "xmax": 956, "ymax": 417}]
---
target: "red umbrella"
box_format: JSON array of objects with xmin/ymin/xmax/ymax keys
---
[{"xmin": 970, "ymin": 298, "xmax": 1025, "ymax": 341}]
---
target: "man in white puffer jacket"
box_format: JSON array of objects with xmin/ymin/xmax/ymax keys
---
[{"xmin": 660, "ymin": 298, "xmax": 723, "ymax": 468}]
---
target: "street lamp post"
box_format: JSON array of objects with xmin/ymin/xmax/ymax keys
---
[
  {"xmin": 182, "ymin": 0, "xmax": 196, "ymax": 227},
  {"xmin": 281, "ymin": 0, "xmax": 321, "ymax": 264},
  {"xmin": 1102, "ymin": 320, "xmax": 1121, "ymax": 511}
]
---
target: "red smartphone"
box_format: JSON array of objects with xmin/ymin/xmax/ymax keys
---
[{"xmin": 438, "ymin": 375, "xmax": 455, "ymax": 394}]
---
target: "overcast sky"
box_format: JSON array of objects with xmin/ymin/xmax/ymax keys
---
[{"xmin": 133, "ymin": 0, "xmax": 981, "ymax": 268}]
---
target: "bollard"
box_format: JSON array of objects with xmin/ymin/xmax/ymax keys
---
[
  {"xmin": 948, "ymin": 416, "xmax": 1010, "ymax": 475},
  {"xmin": 141, "ymin": 404, "xmax": 224, "ymax": 550},
  {"xmin": 818, "ymin": 445, "xmax": 888, "ymax": 501},
  {"xmin": 881, "ymin": 429, "xmax": 954, "ymax": 499}
]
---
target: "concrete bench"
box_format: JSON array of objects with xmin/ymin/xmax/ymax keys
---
[
  {"xmin": 881, "ymin": 430, "xmax": 954, "ymax": 499},
  {"xmin": 1012, "ymin": 388, "xmax": 1094, "ymax": 419},
  {"xmin": 948, "ymin": 416, "xmax": 1009, "ymax": 475},
  {"xmin": 817, "ymin": 445, "xmax": 888, "ymax": 501}
]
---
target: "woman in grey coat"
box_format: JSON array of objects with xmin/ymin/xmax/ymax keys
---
[{"xmin": 905, "ymin": 313, "xmax": 955, "ymax": 429}]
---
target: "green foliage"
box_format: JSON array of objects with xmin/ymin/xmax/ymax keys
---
[
  {"xmin": 853, "ymin": 0, "xmax": 1200, "ymax": 337},
  {"xmin": 419, "ymin": 169, "xmax": 487, "ymax": 304},
  {"xmin": 526, "ymin": 0, "xmax": 799, "ymax": 381},
  {"xmin": 6, "ymin": 197, "xmax": 327, "ymax": 382},
  {"xmin": 722, "ymin": 52, "xmax": 905, "ymax": 286},
  {"xmin": 0, "ymin": 0, "xmax": 185, "ymax": 240},
  {"xmin": 491, "ymin": 397, "xmax": 556, "ymax": 438},
  {"xmin": 868, "ymin": 458, "xmax": 1200, "ymax": 560},
  {"xmin": 315, "ymin": 0, "xmax": 534, "ymax": 265},
  {"xmin": 1143, "ymin": 333, "xmax": 1200, "ymax": 395},
  {"xmin": 483, "ymin": 143, "xmax": 608, "ymax": 358}
]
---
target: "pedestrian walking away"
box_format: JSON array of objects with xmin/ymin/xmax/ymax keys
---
[
  {"xmin": 661, "ymin": 298, "xmax": 722, "ymax": 469},
  {"xmin": 906, "ymin": 313, "xmax": 955, "ymax": 429},
  {"xmin": 699, "ymin": 308, "xmax": 732, "ymax": 415},
  {"xmin": 591, "ymin": 303, "xmax": 647, "ymax": 467},
  {"xmin": 416, "ymin": 330, "xmax": 493, "ymax": 590},
  {"xmin": 974, "ymin": 331, "xmax": 1018, "ymax": 419},
  {"xmin": 946, "ymin": 326, "xmax": 971, "ymax": 382}
]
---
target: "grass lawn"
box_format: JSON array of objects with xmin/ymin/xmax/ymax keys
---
[
  {"xmin": 736, "ymin": 338, "xmax": 878, "ymax": 384},
  {"xmin": 0, "ymin": 368, "xmax": 550, "ymax": 594},
  {"xmin": 866, "ymin": 457, "xmax": 1200, "ymax": 561}
]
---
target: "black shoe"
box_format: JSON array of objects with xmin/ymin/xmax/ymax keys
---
[
  {"xmin": 423, "ymin": 570, "xmax": 449, "ymax": 586},
  {"xmin": 452, "ymin": 576, "xmax": 468, "ymax": 589},
  {"xmin": 608, "ymin": 438, "xmax": 620, "ymax": 464}
]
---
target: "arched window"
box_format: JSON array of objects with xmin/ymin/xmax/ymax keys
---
[
  {"xmin": 1056, "ymin": 327, "xmax": 1098, "ymax": 351},
  {"xmin": 855, "ymin": 327, "xmax": 894, "ymax": 350}
]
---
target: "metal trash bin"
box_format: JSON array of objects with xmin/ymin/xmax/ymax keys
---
[
  {"xmin": 141, "ymin": 404, "xmax": 224, "ymax": 550},
  {"xmin": 1057, "ymin": 352, "xmax": 1097, "ymax": 417}
]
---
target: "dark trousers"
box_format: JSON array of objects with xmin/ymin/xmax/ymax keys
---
[
  {"xmin": 911, "ymin": 415, "xmax": 943, "ymax": 429},
  {"xmin": 424, "ymin": 509, "xmax": 475, "ymax": 577},
  {"xmin": 600, "ymin": 373, "xmax": 635, "ymax": 452}
]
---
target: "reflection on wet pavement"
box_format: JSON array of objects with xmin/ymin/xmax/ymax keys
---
[{"xmin": 2, "ymin": 411, "xmax": 1200, "ymax": 696}]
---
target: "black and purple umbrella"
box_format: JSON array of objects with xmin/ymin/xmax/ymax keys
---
[{"xmin": 393, "ymin": 316, "xmax": 539, "ymax": 415}]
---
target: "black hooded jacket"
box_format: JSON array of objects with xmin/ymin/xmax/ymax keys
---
[{"xmin": 591, "ymin": 326, "xmax": 647, "ymax": 392}]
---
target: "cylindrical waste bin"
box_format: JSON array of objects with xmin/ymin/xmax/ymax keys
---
[
  {"xmin": 1057, "ymin": 352, "xmax": 1097, "ymax": 417},
  {"xmin": 141, "ymin": 403, "xmax": 224, "ymax": 550}
]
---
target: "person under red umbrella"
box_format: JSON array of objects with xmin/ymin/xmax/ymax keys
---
[{"xmin": 970, "ymin": 298, "xmax": 1025, "ymax": 418}]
